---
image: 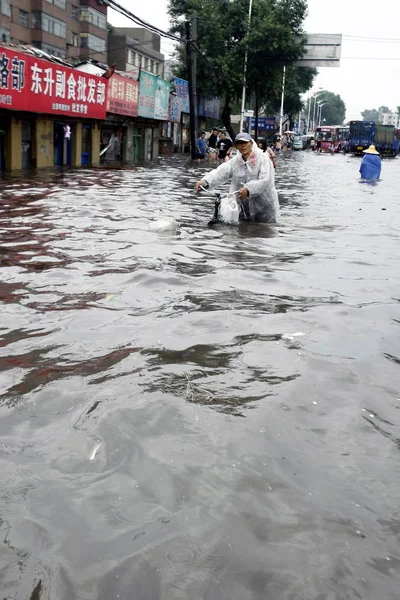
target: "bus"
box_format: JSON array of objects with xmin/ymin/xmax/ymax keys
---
[
  {"xmin": 337, "ymin": 126, "xmax": 349, "ymax": 151},
  {"xmin": 314, "ymin": 126, "xmax": 336, "ymax": 152},
  {"xmin": 314, "ymin": 126, "xmax": 349, "ymax": 152}
]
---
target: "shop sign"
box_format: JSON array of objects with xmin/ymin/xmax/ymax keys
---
[
  {"xmin": 138, "ymin": 71, "xmax": 157, "ymax": 119},
  {"xmin": 154, "ymin": 78, "xmax": 170, "ymax": 120},
  {"xmin": 0, "ymin": 45, "xmax": 107, "ymax": 119},
  {"xmin": 174, "ymin": 77, "xmax": 189, "ymax": 112},
  {"xmin": 106, "ymin": 73, "xmax": 138, "ymax": 117},
  {"xmin": 169, "ymin": 77, "xmax": 189, "ymax": 123},
  {"xmin": 138, "ymin": 70, "xmax": 170, "ymax": 120},
  {"xmin": 251, "ymin": 117, "xmax": 276, "ymax": 131}
]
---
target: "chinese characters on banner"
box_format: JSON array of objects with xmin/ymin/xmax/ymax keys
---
[
  {"xmin": 0, "ymin": 46, "xmax": 107, "ymax": 118},
  {"xmin": 106, "ymin": 73, "xmax": 139, "ymax": 117},
  {"xmin": 138, "ymin": 70, "xmax": 170, "ymax": 120},
  {"xmin": 168, "ymin": 77, "xmax": 189, "ymax": 123},
  {"xmin": 251, "ymin": 117, "xmax": 276, "ymax": 131},
  {"xmin": 174, "ymin": 77, "xmax": 189, "ymax": 112}
]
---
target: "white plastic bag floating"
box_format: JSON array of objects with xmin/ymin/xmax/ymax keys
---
[
  {"xmin": 148, "ymin": 217, "xmax": 179, "ymax": 232},
  {"xmin": 218, "ymin": 194, "xmax": 240, "ymax": 224}
]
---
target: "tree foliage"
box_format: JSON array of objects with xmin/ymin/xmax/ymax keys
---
[
  {"xmin": 306, "ymin": 90, "xmax": 346, "ymax": 125},
  {"xmin": 361, "ymin": 106, "xmax": 393, "ymax": 123},
  {"xmin": 361, "ymin": 108, "xmax": 379, "ymax": 122},
  {"xmin": 168, "ymin": 0, "xmax": 316, "ymax": 134}
]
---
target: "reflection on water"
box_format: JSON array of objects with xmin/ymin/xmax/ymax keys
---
[{"xmin": 1, "ymin": 153, "xmax": 400, "ymax": 599}]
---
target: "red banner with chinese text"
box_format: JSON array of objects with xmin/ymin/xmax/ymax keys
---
[
  {"xmin": 0, "ymin": 46, "xmax": 107, "ymax": 119},
  {"xmin": 106, "ymin": 73, "xmax": 138, "ymax": 117}
]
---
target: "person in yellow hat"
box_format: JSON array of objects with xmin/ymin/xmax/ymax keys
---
[{"xmin": 360, "ymin": 145, "xmax": 381, "ymax": 180}]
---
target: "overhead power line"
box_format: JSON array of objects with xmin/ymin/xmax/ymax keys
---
[
  {"xmin": 341, "ymin": 56, "xmax": 400, "ymax": 60},
  {"xmin": 343, "ymin": 34, "xmax": 400, "ymax": 43},
  {"xmin": 104, "ymin": 0, "xmax": 183, "ymax": 43},
  {"xmin": 104, "ymin": 0, "xmax": 222, "ymax": 78}
]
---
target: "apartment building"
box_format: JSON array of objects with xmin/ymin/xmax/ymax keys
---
[
  {"xmin": 108, "ymin": 27, "xmax": 164, "ymax": 78},
  {"xmin": 0, "ymin": 0, "xmax": 108, "ymax": 63},
  {"xmin": 380, "ymin": 110, "xmax": 400, "ymax": 128}
]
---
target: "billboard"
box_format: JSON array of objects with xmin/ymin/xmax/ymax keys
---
[
  {"xmin": 154, "ymin": 78, "xmax": 171, "ymax": 120},
  {"xmin": 169, "ymin": 77, "xmax": 189, "ymax": 123},
  {"xmin": 106, "ymin": 73, "xmax": 138, "ymax": 117},
  {"xmin": 174, "ymin": 77, "xmax": 189, "ymax": 112},
  {"xmin": 138, "ymin": 70, "xmax": 170, "ymax": 120},
  {"xmin": 295, "ymin": 34, "xmax": 342, "ymax": 68},
  {"xmin": 0, "ymin": 46, "xmax": 107, "ymax": 118}
]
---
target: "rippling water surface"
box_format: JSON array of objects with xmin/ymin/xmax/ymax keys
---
[{"xmin": 1, "ymin": 152, "xmax": 400, "ymax": 599}]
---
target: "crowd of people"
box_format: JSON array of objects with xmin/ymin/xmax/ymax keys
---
[
  {"xmin": 192, "ymin": 128, "xmax": 381, "ymax": 228},
  {"xmin": 196, "ymin": 128, "xmax": 281, "ymax": 168}
]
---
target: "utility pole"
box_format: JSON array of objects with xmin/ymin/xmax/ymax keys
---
[
  {"xmin": 239, "ymin": 0, "xmax": 253, "ymax": 134},
  {"xmin": 279, "ymin": 66, "xmax": 286, "ymax": 136},
  {"xmin": 185, "ymin": 19, "xmax": 197, "ymax": 160},
  {"xmin": 191, "ymin": 14, "xmax": 197, "ymax": 132}
]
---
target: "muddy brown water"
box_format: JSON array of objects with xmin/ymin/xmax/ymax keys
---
[{"xmin": 1, "ymin": 152, "xmax": 400, "ymax": 599}]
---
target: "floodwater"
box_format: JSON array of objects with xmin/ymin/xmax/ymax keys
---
[{"xmin": 0, "ymin": 151, "xmax": 400, "ymax": 600}]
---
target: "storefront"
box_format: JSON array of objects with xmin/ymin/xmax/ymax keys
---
[
  {"xmin": 101, "ymin": 69, "xmax": 170, "ymax": 165},
  {"xmin": 0, "ymin": 45, "xmax": 106, "ymax": 171}
]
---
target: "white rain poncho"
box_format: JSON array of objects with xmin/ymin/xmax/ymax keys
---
[{"xmin": 203, "ymin": 142, "xmax": 279, "ymax": 223}]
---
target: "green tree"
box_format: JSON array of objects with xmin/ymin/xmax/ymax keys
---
[
  {"xmin": 168, "ymin": 0, "xmax": 315, "ymax": 136},
  {"xmin": 318, "ymin": 91, "xmax": 346, "ymax": 125},
  {"xmin": 361, "ymin": 108, "xmax": 379, "ymax": 122},
  {"xmin": 306, "ymin": 90, "xmax": 346, "ymax": 125}
]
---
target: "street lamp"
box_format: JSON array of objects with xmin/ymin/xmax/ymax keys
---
[
  {"xmin": 318, "ymin": 102, "xmax": 327, "ymax": 126},
  {"xmin": 312, "ymin": 92, "xmax": 325, "ymax": 131},
  {"xmin": 239, "ymin": 0, "xmax": 254, "ymax": 133}
]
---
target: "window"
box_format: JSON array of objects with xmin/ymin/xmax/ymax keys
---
[
  {"xmin": 0, "ymin": 0, "xmax": 11, "ymax": 17},
  {"xmin": 19, "ymin": 10, "xmax": 29, "ymax": 27},
  {"xmin": 144, "ymin": 57, "xmax": 148, "ymax": 70},
  {"xmin": 136, "ymin": 54, "xmax": 142, "ymax": 68},
  {"xmin": 32, "ymin": 12, "xmax": 66, "ymax": 39},
  {"xmin": 127, "ymin": 49, "xmax": 135, "ymax": 65},
  {"xmin": 79, "ymin": 7, "xmax": 106, "ymax": 29},
  {"xmin": 71, "ymin": 32, "xmax": 78, "ymax": 47},
  {"xmin": 155, "ymin": 62, "xmax": 159, "ymax": 75},
  {"xmin": 0, "ymin": 27, "xmax": 10, "ymax": 43},
  {"xmin": 150, "ymin": 60, "xmax": 154, "ymax": 73},
  {"xmin": 80, "ymin": 33, "xmax": 105, "ymax": 53},
  {"xmin": 44, "ymin": 0, "xmax": 66, "ymax": 8},
  {"xmin": 72, "ymin": 5, "xmax": 78, "ymax": 20}
]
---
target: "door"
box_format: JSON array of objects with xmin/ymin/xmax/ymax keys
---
[
  {"xmin": 21, "ymin": 120, "xmax": 32, "ymax": 169},
  {"xmin": 132, "ymin": 127, "xmax": 143, "ymax": 162},
  {"xmin": 54, "ymin": 123, "xmax": 73, "ymax": 166},
  {"xmin": 81, "ymin": 125, "xmax": 91, "ymax": 165}
]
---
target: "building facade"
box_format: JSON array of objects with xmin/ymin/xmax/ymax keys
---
[
  {"xmin": 108, "ymin": 27, "xmax": 164, "ymax": 78},
  {"xmin": 0, "ymin": 0, "xmax": 107, "ymax": 63},
  {"xmin": 380, "ymin": 111, "xmax": 400, "ymax": 128},
  {"xmin": 0, "ymin": 44, "xmax": 106, "ymax": 171}
]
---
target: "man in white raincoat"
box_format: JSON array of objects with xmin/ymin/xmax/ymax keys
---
[{"xmin": 195, "ymin": 132, "xmax": 279, "ymax": 223}]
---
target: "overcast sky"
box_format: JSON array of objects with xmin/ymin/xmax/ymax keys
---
[{"xmin": 109, "ymin": 0, "xmax": 400, "ymax": 121}]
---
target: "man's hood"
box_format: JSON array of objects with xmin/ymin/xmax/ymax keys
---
[{"xmin": 235, "ymin": 141, "xmax": 264, "ymax": 166}]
